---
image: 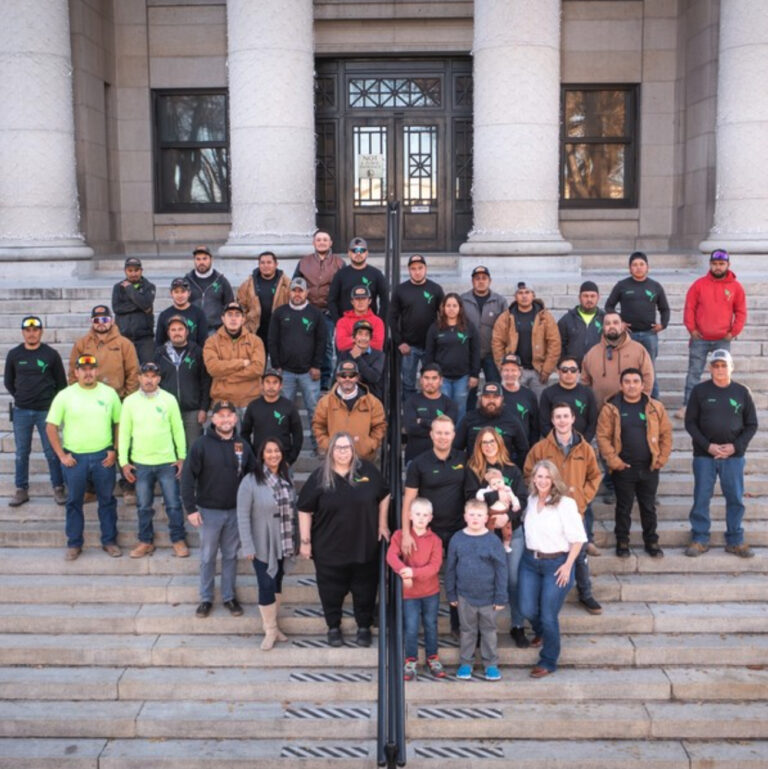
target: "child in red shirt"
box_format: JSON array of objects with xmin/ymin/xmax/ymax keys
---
[{"xmin": 387, "ymin": 497, "xmax": 445, "ymax": 680}]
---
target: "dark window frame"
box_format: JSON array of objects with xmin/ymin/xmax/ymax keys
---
[
  {"xmin": 559, "ymin": 83, "xmax": 639, "ymax": 209},
  {"xmin": 152, "ymin": 88, "xmax": 231, "ymax": 214}
]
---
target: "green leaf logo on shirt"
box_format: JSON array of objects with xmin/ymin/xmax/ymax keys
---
[
  {"xmin": 574, "ymin": 398, "xmax": 586, "ymax": 415},
  {"xmin": 494, "ymin": 427, "xmax": 504, "ymax": 436},
  {"xmin": 183, "ymin": 356, "xmax": 195, "ymax": 369},
  {"xmin": 644, "ymin": 289, "xmax": 656, "ymax": 302},
  {"xmin": 273, "ymin": 410, "xmax": 286, "ymax": 425},
  {"xmin": 516, "ymin": 402, "xmax": 529, "ymax": 419},
  {"xmin": 435, "ymin": 409, "xmax": 444, "ymax": 417},
  {"xmin": 423, "ymin": 290, "xmax": 435, "ymax": 304},
  {"xmin": 212, "ymin": 281, "xmax": 221, "ymax": 293},
  {"xmin": 36, "ymin": 359, "xmax": 48, "ymax": 373},
  {"xmin": 729, "ymin": 398, "xmax": 742, "ymax": 414},
  {"xmin": 361, "ymin": 276, "xmax": 372, "ymax": 286},
  {"xmin": 186, "ymin": 319, "xmax": 196, "ymax": 332},
  {"xmin": 594, "ymin": 320, "xmax": 602, "ymax": 332},
  {"xmin": 725, "ymin": 289, "xmax": 732, "ymax": 300},
  {"xmin": 302, "ymin": 317, "xmax": 314, "ymax": 332},
  {"xmin": 639, "ymin": 412, "xmax": 647, "ymax": 422},
  {"xmin": 456, "ymin": 332, "xmax": 468, "ymax": 345}
]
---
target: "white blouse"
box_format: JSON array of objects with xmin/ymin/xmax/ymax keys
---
[{"xmin": 523, "ymin": 494, "xmax": 587, "ymax": 554}]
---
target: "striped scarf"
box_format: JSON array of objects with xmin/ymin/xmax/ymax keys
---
[{"xmin": 265, "ymin": 471, "xmax": 296, "ymax": 558}]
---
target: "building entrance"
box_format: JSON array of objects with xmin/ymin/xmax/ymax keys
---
[{"xmin": 315, "ymin": 58, "xmax": 473, "ymax": 252}]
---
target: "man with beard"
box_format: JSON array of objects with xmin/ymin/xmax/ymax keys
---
[
  {"xmin": 403, "ymin": 363, "xmax": 458, "ymax": 462},
  {"xmin": 389, "ymin": 254, "xmax": 444, "ymax": 400},
  {"xmin": 327, "ymin": 237, "xmax": 389, "ymax": 321},
  {"xmin": 454, "ymin": 382, "xmax": 529, "ymax": 468},
  {"xmin": 241, "ymin": 369, "xmax": 303, "ymax": 464},
  {"xmin": 294, "ymin": 230, "xmax": 345, "ymax": 390},
  {"xmin": 154, "ymin": 315, "xmax": 211, "ymax": 451},
  {"xmin": 185, "ymin": 245, "xmax": 235, "ymax": 335},
  {"xmin": 676, "ymin": 249, "xmax": 747, "ymax": 418},
  {"xmin": 237, "ymin": 250, "xmax": 291, "ymax": 354},
  {"xmin": 499, "ymin": 353, "xmax": 540, "ymax": 449},
  {"xmin": 581, "ymin": 311, "xmax": 653, "ymax": 408},
  {"xmin": 558, "ymin": 280, "xmax": 606, "ymax": 366},
  {"xmin": 111, "ymin": 257, "xmax": 156, "ymax": 363}
]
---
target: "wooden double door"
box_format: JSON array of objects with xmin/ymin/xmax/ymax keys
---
[{"xmin": 315, "ymin": 58, "xmax": 473, "ymax": 253}]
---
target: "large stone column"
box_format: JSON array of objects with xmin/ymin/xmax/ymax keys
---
[
  {"xmin": 460, "ymin": 0, "xmax": 571, "ymax": 257},
  {"xmin": 700, "ymin": 0, "xmax": 768, "ymax": 255},
  {"xmin": 0, "ymin": 0, "xmax": 93, "ymax": 264},
  {"xmin": 219, "ymin": 0, "xmax": 316, "ymax": 258}
]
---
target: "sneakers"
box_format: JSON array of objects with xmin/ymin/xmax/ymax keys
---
[
  {"xmin": 484, "ymin": 665, "xmax": 502, "ymax": 682},
  {"xmin": 510, "ymin": 626, "xmax": 530, "ymax": 648},
  {"xmin": 129, "ymin": 542, "xmax": 155, "ymax": 558},
  {"xmin": 195, "ymin": 601, "xmax": 212, "ymax": 618},
  {"xmin": 579, "ymin": 597, "xmax": 603, "ymax": 615},
  {"xmin": 586, "ymin": 542, "xmax": 602, "ymax": 557},
  {"xmin": 403, "ymin": 658, "xmax": 418, "ymax": 681},
  {"xmin": 645, "ymin": 543, "xmax": 664, "ymax": 558},
  {"xmin": 9, "ymin": 488, "xmax": 29, "ymax": 507},
  {"xmin": 685, "ymin": 542, "xmax": 709, "ymax": 558},
  {"xmin": 327, "ymin": 627, "xmax": 343, "ymax": 647},
  {"xmin": 725, "ymin": 543, "xmax": 755, "ymax": 559},
  {"xmin": 455, "ymin": 664, "xmax": 473, "ymax": 680},
  {"xmin": 53, "ymin": 486, "xmax": 67, "ymax": 506},
  {"xmin": 223, "ymin": 599, "xmax": 244, "ymax": 616},
  {"xmin": 616, "ymin": 541, "xmax": 630, "ymax": 558},
  {"xmin": 64, "ymin": 546, "xmax": 81, "ymax": 561},
  {"xmin": 172, "ymin": 540, "xmax": 190, "ymax": 558},
  {"xmin": 102, "ymin": 543, "xmax": 122, "ymax": 558},
  {"xmin": 426, "ymin": 655, "xmax": 446, "ymax": 679}
]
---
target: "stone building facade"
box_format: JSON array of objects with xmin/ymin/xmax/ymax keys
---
[{"xmin": 0, "ymin": 0, "xmax": 766, "ymax": 273}]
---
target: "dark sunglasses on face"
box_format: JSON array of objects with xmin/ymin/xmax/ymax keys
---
[
  {"xmin": 559, "ymin": 366, "xmax": 579, "ymax": 373},
  {"xmin": 352, "ymin": 247, "xmax": 367, "ymax": 254},
  {"xmin": 337, "ymin": 373, "xmax": 358, "ymax": 379}
]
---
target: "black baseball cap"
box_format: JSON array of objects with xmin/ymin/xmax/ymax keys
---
[
  {"xmin": 481, "ymin": 382, "xmax": 502, "ymax": 397},
  {"xmin": 263, "ymin": 368, "xmax": 283, "ymax": 381},
  {"xmin": 353, "ymin": 320, "xmax": 374, "ymax": 335},
  {"xmin": 350, "ymin": 285, "xmax": 371, "ymax": 300},
  {"xmin": 500, "ymin": 353, "xmax": 522, "ymax": 368},
  {"xmin": 21, "ymin": 315, "xmax": 43, "ymax": 329},
  {"xmin": 222, "ymin": 302, "xmax": 244, "ymax": 315},
  {"xmin": 90, "ymin": 305, "xmax": 112, "ymax": 319},
  {"xmin": 124, "ymin": 257, "xmax": 142, "ymax": 268},
  {"xmin": 408, "ymin": 254, "xmax": 426, "ymax": 266},
  {"xmin": 170, "ymin": 277, "xmax": 190, "ymax": 290},
  {"xmin": 140, "ymin": 362, "xmax": 160, "ymax": 374},
  {"xmin": 211, "ymin": 400, "xmax": 236, "ymax": 414},
  {"xmin": 471, "ymin": 265, "xmax": 490, "ymax": 277}
]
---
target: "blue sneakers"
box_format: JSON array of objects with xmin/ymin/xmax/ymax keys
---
[
  {"xmin": 484, "ymin": 665, "xmax": 502, "ymax": 681},
  {"xmin": 455, "ymin": 664, "xmax": 473, "ymax": 680}
]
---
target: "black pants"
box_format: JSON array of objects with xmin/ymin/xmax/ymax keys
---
[
  {"xmin": 612, "ymin": 466, "xmax": 659, "ymax": 545},
  {"xmin": 314, "ymin": 559, "xmax": 378, "ymax": 630}
]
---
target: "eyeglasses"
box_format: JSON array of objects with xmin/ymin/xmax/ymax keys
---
[
  {"xmin": 21, "ymin": 319, "xmax": 42, "ymax": 329},
  {"xmin": 334, "ymin": 444, "xmax": 353, "ymax": 451},
  {"xmin": 351, "ymin": 248, "xmax": 367, "ymax": 254},
  {"xmin": 92, "ymin": 317, "xmax": 111, "ymax": 324},
  {"xmin": 480, "ymin": 439, "xmax": 497, "ymax": 445},
  {"xmin": 559, "ymin": 366, "xmax": 579, "ymax": 373},
  {"xmin": 337, "ymin": 373, "xmax": 358, "ymax": 379}
]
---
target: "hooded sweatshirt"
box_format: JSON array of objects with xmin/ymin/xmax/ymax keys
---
[{"xmin": 683, "ymin": 269, "xmax": 747, "ymax": 341}]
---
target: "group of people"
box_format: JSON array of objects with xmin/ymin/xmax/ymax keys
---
[{"xmin": 3, "ymin": 235, "xmax": 758, "ymax": 678}]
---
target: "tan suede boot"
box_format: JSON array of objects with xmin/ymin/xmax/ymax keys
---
[
  {"xmin": 273, "ymin": 594, "xmax": 288, "ymax": 642},
  {"xmin": 258, "ymin": 603, "xmax": 279, "ymax": 650}
]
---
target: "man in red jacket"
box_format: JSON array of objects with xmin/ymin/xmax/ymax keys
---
[{"xmin": 676, "ymin": 249, "xmax": 747, "ymax": 418}]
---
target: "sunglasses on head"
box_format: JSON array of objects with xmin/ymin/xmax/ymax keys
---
[
  {"xmin": 92, "ymin": 316, "xmax": 111, "ymax": 324},
  {"xmin": 21, "ymin": 318, "xmax": 42, "ymax": 329},
  {"xmin": 352, "ymin": 247, "xmax": 367, "ymax": 254},
  {"xmin": 77, "ymin": 355, "xmax": 97, "ymax": 366},
  {"xmin": 711, "ymin": 249, "xmax": 728, "ymax": 261},
  {"xmin": 559, "ymin": 366, "xmax": 579, "ymax": 373}
]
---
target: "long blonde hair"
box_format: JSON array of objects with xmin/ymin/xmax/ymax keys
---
[{"xmin": 528, "ymin": 460, "xmax": 570, "ymax": 506}]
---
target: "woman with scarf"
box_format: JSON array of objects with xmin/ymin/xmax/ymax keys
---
[{"xmin": 237, "ymin": 437, "xmax": 297, "ymax": 650}]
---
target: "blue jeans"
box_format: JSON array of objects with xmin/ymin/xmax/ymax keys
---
[
  {"xmin": 320, "ymin": 313, "xmax": 336, "ymax": 390},
  {"xmin": 282, "ymin": 370, "xmax": 320, "ymax": 423},
  {"xmin": 400, "ymin": 346, "xmax": 426, "ymax": 402},
  {"xmin": 689, "ymin": 455, "xmax": 745, "ymax": 546},
  {"xmin": 684, "ymin": 339, "xmax": 731, "ymax": 405},
  {"xmin": 518, "ymin": 550, "xmax": 573, "ymax": 672},
  {"xmin": 13, "ymin": 407, "xmax": 63, "ymax": 489},
  {"xmin": 467, "ymin": 354, "xmax": 500, "ymax": 412},
  {"xmin": 506, "ymin": 527, "xmax": 525, "ymax": 627},
  {"xmin": 134, "ymin": 463, "xmax": 186, "ymax": 544},
  {"xmin": 403, "ymin": 592, "xmax": 440, "ymax": 659},
  {"xmin": 62, "ymin": 450, "xmax": 117, "ymax": 548},
  {"xmin": 441, "ymin": 375, "xmax": 470, "ymax": 424},
  {"xmin": 631, "ymin": 329, "xmax": 659, "ymax": 399},
  {"xmin": 199, "ymin": 506, "xmax": 240, "ymax": 602},
  {"xmin": 252, "ymin": 558, "xmax": 284, "ymax": 605}
]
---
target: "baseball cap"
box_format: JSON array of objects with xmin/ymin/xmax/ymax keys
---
[
  {"xmin": 221, "ymin": 302, "xmax": 244, "ymax": 314},
  {"xmin": 709, "ymin": 349, "xmax": 733, "ymax": 366},
  {"xmin": 211, "ymin": 400, "xmax": 236, "ymax": 414},
  {"xmin": 75, "ymin": 354, "xmax": 98, "ymax": 368},
  {"xmin": 165, "ymin": 314, "xmax": 188, "ymax": 329},
  {"xmin": 580, "ymin": 280, "xmax": 599, "ymax": 294},
  {"xmin": 124, "ymin": 257, "xmax": 142, "ymax": 268},
  {"xmin": 710, "ymin": 248, "xmax": 730, "ymax": 262},
  {"xmin": 471, "ymin": 265, "xmax": 490, "ymax": 277},
  {"xmin": 21, "ymin": 315, "xmax": 43, "ymax": 329},
  {"xmin": 263, "ymin": 368, "xmax": 283, "ymax": 381},
  {"xmin": 90, "ymin": 305, "xmax": 112, "ymax": 319},
  {"xmin": 336, "ymin": 360, "xmax": 359, "ymax": 376},
  {"xmin": 350, "ymin": 285, "xmax": 371, "ymax": 300},
  {"xmin": 170, "ymin": 277, "xmax": 190, "ymax": 290},
  {"xmin": 353, "ymin": 320, "xmax": 374, "ymax": 335},
  {"xmin": 516, "ymin": 281, "xmax": 535, "ymax": 293},
  {"xmin": 192, "ymin": 245, "xmax": 211, "ymax": 256},
  {"xmin": 408, "ymin": 254, "xmax": 426, "ymax": 266},
  {"xmin": 348, "ymin": 237, "xmax": 368, "ymax": 251},
  {"xmin": 140, "ymin": 362, "xmax": 160, "ymax": 374},
  {"xmin": 500, "ymin": 353, "xmax": 522, "ymax": 368},
  {"xmin": 290, "ymin": 277, "xmax": 308, "ymax": 290},
  {"xmin": 481, "ymin": 382, "xmax": 502, "ymax": 397}
]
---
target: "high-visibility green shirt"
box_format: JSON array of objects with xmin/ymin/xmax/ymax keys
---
[
  {"xmin": 46, "ymin": 382, "xmax": 121, "ymax": 454},
  {"xmin": 118, "ymin": 388, "xmax": 186, "ymax": 467}
]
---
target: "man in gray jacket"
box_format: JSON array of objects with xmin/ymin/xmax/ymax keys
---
[{"xmin": 461, "ymin": 265, "xmax": 508, "ymax": 411}]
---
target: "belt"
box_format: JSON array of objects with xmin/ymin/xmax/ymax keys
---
[{"xmin": 528, "ymin": 549, "xmax": 567, "ymax": 560}]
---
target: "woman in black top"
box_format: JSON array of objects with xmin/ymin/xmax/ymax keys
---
[
  {"xmin": 424, "ymin": 292, "xmax": 480, "ymax": 423},
  {"xmin": 464, "ymin": 426, "xmax": 530, "ymax": 648},
  {"xmin": 298, "ymin": 431, "xmax": 391, "ymax": 647}
]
